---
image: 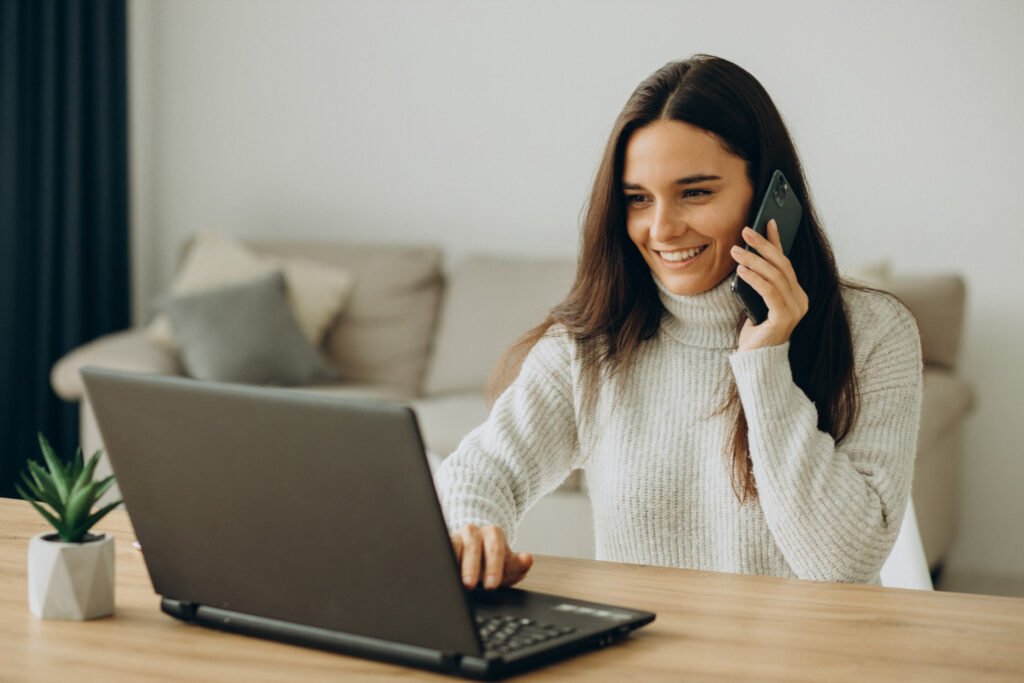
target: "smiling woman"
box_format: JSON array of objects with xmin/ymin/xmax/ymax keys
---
[
  {"xmin": 622, "ymin": 120, "xmax": 754, "ymax": 297},
  {"xmin": 435, "ymin": 54, "xmax": 923, "ymax": 592}
]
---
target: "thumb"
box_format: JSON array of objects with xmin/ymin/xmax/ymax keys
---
[{"xmin": 502, "ymin": 551, "xmax": 534, "ymax": 585}]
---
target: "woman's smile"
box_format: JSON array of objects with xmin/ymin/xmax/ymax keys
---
[{"xmin": 655, "ymin": 244, "xmax": 709, "ymax": 266}]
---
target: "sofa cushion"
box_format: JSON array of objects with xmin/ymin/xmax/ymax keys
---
[
  {"xmin": 423, "ymin": 255, "xmax": 576, "ymax": 396},
  {"xmin": 163, "ymin": 272, "xmax": 337, "ymax": 386},
  {"xmin": 410, "ymin": 391, "xmax": 491, "ymax": 458},
  {"xmin": 247, "ymin": 240, "xmax": 444, "ymax": 396},
  {"xmin": 886, "ymin": 274, "xmax": 966, "ymax": 371},
  {"xmin": 913, "ymin": 367, "xmax": 975, "ymax": 566},
  {"xmin": 149, "ymin": 232, "xmax": 355, "ymax": 350},
  {"xmin": 917, "ymin": 367, "xmax": 976, "ymax": 446}
]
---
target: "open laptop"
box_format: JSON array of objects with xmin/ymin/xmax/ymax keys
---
[{"xmin": 81, "ymin": 368, "xmax": 655, "ymax": 680}]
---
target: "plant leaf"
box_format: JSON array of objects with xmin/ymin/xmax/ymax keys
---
[
  {"xmin": 73, "ymin": 499, "xmax": 123, "ymax": 538},
  {"xmin": 70, "ymin": 449, "xmax": 101, "ymax": 501},
  {"xmin": 90, "ymin": 475, "xmax": 117, "ymax": 502},
  {"xmin": 37, "ymin": 433, "xmax": 69, "ymax": 505},
  {"xmin": 18, "ymin": 471, "xmax": 66, "ymax": 515},
  {"xmin": 16, "ymin": 483, "xmax": 69, "ymax": 537},
  {"xmin": 27, "ymin": 460, "xmax": 63, "ymax": 512},
  {"xmin": 18, "ymin": 471, "xmax": 43, "ymax": 499},
  {"xmin": 19, "ymin": 470, "xmax": 55, "ymax": 509},
  {"xmin": 63, "ymin": 481, "xmax": 97, "ymax": 531},
  {"xmin": 68, "ymin": 446, "xmax": 84, "ymax": 482}
]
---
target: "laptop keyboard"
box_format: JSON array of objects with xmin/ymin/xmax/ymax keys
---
[{"xmin": 475, "ymin": 614, "xmax": 577, "ymax": 658}]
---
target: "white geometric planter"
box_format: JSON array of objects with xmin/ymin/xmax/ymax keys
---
[{"xmin": 28, "ymin": 532, "xmax": 115, "ymax": 620}]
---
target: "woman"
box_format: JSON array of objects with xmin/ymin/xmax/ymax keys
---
[{"xmin": 435, "ymin": 54, "xmax": 922, "ymax": 590}]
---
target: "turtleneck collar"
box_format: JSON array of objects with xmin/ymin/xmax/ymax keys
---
[{"xmin": 653, "ymin": 272, "xmax": 745, "ymax": 349}]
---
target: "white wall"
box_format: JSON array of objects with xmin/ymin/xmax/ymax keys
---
[{"xmin": 130, "ymin": 0, "xmax": 1024, "ymax": 582}]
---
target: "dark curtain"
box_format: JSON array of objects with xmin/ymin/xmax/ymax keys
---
[{"xmin": 0, "ymin": 0, "xmax": 130, "ymax": 497}]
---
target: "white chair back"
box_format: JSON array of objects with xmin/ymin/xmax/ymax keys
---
[{"xmin": 880, "ymin": 497, "xmax": 933, "ymax": 590}]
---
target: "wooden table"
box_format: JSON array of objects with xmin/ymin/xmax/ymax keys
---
[{"xmin": 2, "ymin": 498, "xmax": 1022, "ymax": 682}]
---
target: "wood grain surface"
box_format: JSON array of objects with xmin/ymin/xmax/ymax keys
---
[{"xmin": 2, "ymin": 498, "xmax": 1022, "ymax": 682}]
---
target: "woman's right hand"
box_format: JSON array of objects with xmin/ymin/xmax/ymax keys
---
[{"xmin": 451, "ymin": 524, "xmax": 534, "ymax": 590}]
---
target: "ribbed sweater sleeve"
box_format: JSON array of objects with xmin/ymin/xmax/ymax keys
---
[
  {"xmin": 434, "ymin": 328, "xmax": 580, "ymax": 544},
  {"xmin": 728, "ymin": 296, "xmax": 923, "ymax": 583}
]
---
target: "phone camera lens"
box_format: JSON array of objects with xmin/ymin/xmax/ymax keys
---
[{"xmin": 773, "ymin": 182, "xmax": 787, "ymax": 207}]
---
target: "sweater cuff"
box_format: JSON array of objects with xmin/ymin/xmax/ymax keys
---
[{"xmin": 728, "ymin": 342, "xmax": 794, "ymax": 414}]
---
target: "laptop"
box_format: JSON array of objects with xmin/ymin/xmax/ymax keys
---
[{"xmin": 81, "ymin": 368, "xmax": 655, "ymax": 680}]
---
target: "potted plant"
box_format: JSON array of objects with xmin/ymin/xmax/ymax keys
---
[{"xmin": 16, "ymin": 433, "xmax": 122, "ymax": 620}]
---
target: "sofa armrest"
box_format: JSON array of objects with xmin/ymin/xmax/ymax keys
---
[{"xmin": 51, "ymin": 329, "xmax": 183, "ymax": 401}]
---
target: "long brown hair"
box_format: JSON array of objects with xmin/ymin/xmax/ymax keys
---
[{"xmin": 486, "ymin": 55, "xmax": 859, "ymax": 503}]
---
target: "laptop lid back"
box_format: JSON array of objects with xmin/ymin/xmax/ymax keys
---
[{"xmin": 81, "ymin": 368, "xmax": 481, "ymax": 655}]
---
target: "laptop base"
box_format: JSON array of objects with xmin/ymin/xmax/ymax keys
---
[{"xmin": 162, "ymin": 596, "xmax": 649, "ymax": 680}]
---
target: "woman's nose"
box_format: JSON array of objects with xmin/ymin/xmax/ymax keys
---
[{"xmin": 650, "ymin": 205, "xmax": 688, "ymax": 243}]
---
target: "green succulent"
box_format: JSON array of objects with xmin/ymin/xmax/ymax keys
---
[{"xmin": 15, "ymin": 433, "xmax": 123, "ymax": 543}]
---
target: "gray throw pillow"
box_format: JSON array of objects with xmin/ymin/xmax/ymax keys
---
[{"xmin": 162, "ymin": 271, "xmax": 337, "ymax": 385}]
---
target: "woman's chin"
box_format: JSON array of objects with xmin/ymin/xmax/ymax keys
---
[{"xmin": 654, "ymin": 267, "xmax": 732, "ymax": 297}]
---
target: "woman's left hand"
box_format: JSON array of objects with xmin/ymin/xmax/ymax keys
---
[{"xmin": 730, "ymin": 219, "xmax": 809, "ymax": 352}]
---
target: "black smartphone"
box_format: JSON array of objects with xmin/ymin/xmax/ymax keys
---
[{"xmin": 730, "ymin": 169, "xmax": 803, "ymax": 324}]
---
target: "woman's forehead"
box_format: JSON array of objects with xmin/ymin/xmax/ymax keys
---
[{"xmin": 623, "ymin": 122, "xmax": 744, "ymax": 185}]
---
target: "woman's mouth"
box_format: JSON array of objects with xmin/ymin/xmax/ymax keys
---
[{"xmin": 655, "ymin": 244, "xmax": 708, "ymax": 267}]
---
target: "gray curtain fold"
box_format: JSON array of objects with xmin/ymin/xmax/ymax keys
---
[{"xmin": 0, "ymin": 0, "xmax": 130, "ymax": 496}]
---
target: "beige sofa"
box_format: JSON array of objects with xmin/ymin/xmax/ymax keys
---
[{"xmin": 51, "ymin": 239, "xmax": 974, "ymax": 575}]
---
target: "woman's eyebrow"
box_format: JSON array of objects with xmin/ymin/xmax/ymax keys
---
[{"xmin": 622, "ymin": 174, "xmax": 722, "ymax": 190}]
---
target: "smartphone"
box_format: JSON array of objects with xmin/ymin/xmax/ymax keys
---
[{"xmin": 730, "ymin": 169, "xmax": 803, "ymax": 324}]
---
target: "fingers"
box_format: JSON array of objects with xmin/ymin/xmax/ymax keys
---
[
  {"xmin": 731, "ymin": 238, "xmax": 792, "ymax": 304},
  {"xmin": 735, "ymin": 263, "xmax": 790, "ymax": 316},
  {"xmin": 481, "ymin": 526, "xmax": 507, "ymax": 590},
  {"xmin": 502, "ymin": 552, "xmax": 534, "ymax": 587},
  {"xmin": 733, "ymin": 222, "xmax": 811, "ymax": 344},
  {"xmin": 455, "ymin": 525, "xmax": 522, "ymax": 590},
  {"xmin": 739, "ymin": 221, "xmax": 800, "ymax": 291},
  {"xmin": 458, "ymin": 525, "xmax": 484, "ymax": 589},
  {"xmin": 731, "ymin": 222, "xmax": 809, "ymax": 336}
]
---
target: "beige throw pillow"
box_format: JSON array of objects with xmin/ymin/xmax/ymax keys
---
[{"xmin": 147, "ymin": 232, "xmax": 355, "ymax": 350}]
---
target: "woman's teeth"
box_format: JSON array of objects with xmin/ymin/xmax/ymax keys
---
[{"xmin": 659, "ymin": 245, "xmax": 707, "ymax": 262}]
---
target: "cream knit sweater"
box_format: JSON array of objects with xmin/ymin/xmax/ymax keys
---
[{"xmin": 434, "ymin": 274, "xmax": 923, "ymax": 584}]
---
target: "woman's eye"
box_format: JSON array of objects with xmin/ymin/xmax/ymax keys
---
[{"xmin": 624, "ymin": 189, "xmax": 710, "ymax": 206}]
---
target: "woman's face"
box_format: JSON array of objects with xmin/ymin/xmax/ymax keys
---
[{"xmin": 622, "ymin": 119, "xmax": 754, "ymax": 296}]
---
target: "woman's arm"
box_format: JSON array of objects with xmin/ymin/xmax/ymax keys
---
[
  {"xmin": 433, "ymin": 327, "xmax": 581, "ymax": 546},
  {"xmin": 728, "ymin": 296, "xmax": 923, "ymax": 583}
]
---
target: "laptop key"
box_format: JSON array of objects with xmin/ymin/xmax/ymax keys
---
[{"xmin": 476, "ymin": 614, "xmax": 578, "ymax": 657}]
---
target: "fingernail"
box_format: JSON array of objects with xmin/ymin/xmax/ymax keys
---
[
  {"xmin": 463, "ymin": 575, "xmax": 474, "ymax": 587},
  {"xmin": 486, "ymin": 575, "xmax": 498, "ymax": 589}
]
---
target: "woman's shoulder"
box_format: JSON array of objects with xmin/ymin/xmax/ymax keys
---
[
  {"xmin": 531, "ymin": 321, "xmax": 574, "ymax": 352},
  {"xmin": 839, "ymin": 282, "xmax": 921, "ymax": 364},
  {"xmin": 841, "ymin": 282, "xmax": 916, "ymax": 330},
  {"xmin": 518, "ymin": 322, "xmax": 576, "ymax": 376}
]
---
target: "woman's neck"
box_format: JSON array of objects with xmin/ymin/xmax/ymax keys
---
[{"xmin": 653, "ymin": 273, "xmax": 745, "ymax": 349}]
